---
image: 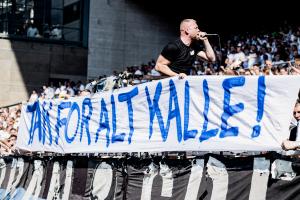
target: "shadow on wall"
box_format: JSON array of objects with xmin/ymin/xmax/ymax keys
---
[{"xmin": 0, "ymin": 39, "xmax": 87, "ymax": 107}]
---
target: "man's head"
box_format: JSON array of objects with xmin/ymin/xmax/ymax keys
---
[
  {"xmin": 294, "ymin": 101, "xmax": 300, "ymax": 122},
  {"xmin": 278, "ymin": 65, "xmax": 288, "ymax": 75},
  {"xmin": 236, "ymin": 43, "xmax": 242, "ymax": 52},
  {"xmin": 180, "ymin": 19, "xmax": 199, "ymax": 39},
  {"xmin": 265, "ymin": 60, "xmax": 272, "ymax": 69},
  {"xmin": 294, "ymin": 55, "xmax": 300, "ymax": 67}
]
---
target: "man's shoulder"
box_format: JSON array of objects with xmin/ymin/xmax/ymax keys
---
[
  {"xmin": 162, "ymin": 38, "xmax": 182, "ymax": 53},
  {"xmin": 165, "ymin": 38, "xmax": 181, "ymax": 48}
]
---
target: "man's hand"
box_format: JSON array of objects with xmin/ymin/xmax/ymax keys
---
[
  {"xmin": 197, "ymin": 32, "xmax": 208, "ymax": 41},
  {"xmin": 282, "ymin": 140, "xmax": 300, "ymax": 150},
  {"xmin": 178, "ymin": 73, "xmax": 187, "ymax": 79}
]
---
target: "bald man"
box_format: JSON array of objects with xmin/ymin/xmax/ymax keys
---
[{"xmin": 155, "ymin": 19, "xmax": 216, "ymax": 78}]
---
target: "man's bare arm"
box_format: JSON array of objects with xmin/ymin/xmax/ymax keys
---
[
  {"xmin": 155, "ymin": 55, "xmax": 187, "ymax": 78},
  {"xmin": 197, "ymin": 33, "xmax": 216, "ymax": 62}
]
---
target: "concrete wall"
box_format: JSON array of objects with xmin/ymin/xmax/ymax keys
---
[
  {"xmin": 0, "ymin": 39, "xmax": 87, "ymax": 107},
  {"xmin": 88, "ymin": 0, "xmax": 176, "ymax": 79},
  {"xmin": 0, "ymin": 0, "xmax": 177, "ymax": 106}
]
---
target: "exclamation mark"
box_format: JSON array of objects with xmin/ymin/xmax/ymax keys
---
[{"xmin": 252, "ymin": 76, "xmax": 266, "ymax": 138}]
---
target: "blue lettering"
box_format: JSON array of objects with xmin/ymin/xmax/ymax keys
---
[
  {"xmin": 166, "ymin": 80, "xmax": 182, "ymax": 142},
  {"xmin": 118, "ymin": 87, "xmax": 139, "ymax": 144},
  {"xmin": 55, "ymin": 102, "xmax": 71, "ymax": 144},
  {"xmin": 146, "ymin": 81, "xmax": 178, "ymax": 142},
  {"xmin": 41, "ymin": 101, "xmax": 52, "ymax": 145},
  {"xmin": 111, "ymin": 95, "xmax": 125, "ymax": 143},
  {"xmin": 27, "ymin": 101, "xmax": 42, "ymax": 144},
  {"xmin": 252, "ymin": 76, "xmax": 266, "ymax": 138},
  {"xmin": 65, "ymin": 102, "xmax": 80, "ymax": 143},
  {"xmin": 184, "ymin": 81, "xmax": 198, "ymax": 141},
  {"xmin": 199, "ymin": 79, "xmax": 219, "ymax": 142},
  {"xmin": 220, "ymin": 77, "xmax": 245, "ymax": 138},
  {"xmin": 80, "ymin": 98, "xmax": 92, "ymax": 145},
  {"xmin": 145, "ymin": 83, "xmax": 162, "ymax": 139},
  {"xmin": 95, "ymin": 98, "xmax": 110, "ymax": 147}
]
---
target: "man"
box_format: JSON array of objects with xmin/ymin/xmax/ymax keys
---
[
  {"xmin": 291, "ymin": 55, "xmax": 300, "ymax": 75},
  {"xmin": 228, "ymin": 43, "xmax": 246, "ymax": 69},
  {"xmin": 282, "ymin": 100, "xmax": 300, "ymax": 151},
  {"xmin": 155, "ymin": 19, "xmax": 215, "ymax": 79}
]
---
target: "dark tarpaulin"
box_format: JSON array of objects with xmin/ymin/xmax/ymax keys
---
[{"xmin": 0, "ymin": 154, "xmax": 299, "ymax": 199}]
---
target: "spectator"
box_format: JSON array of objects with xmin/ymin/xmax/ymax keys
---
[
  {"xmin": 225, "ymin": 46, "xmax": 236, "ymax": 67},
  {"xmin": 27, "ymin": 23, "xmax": 39, "ymax": 37},
  {"xmin": 272, "ymin": 53, "xmax": 285, "ymax": 66},
  {"xmin": 282, "ymin": 100, "xmax": 300, "ymax": 152},
  {"xmin": 0, "ymin": 134, "xmax": 17, "ymax": 155},
  {"xmin": 278, "ymin": 65, "xmax": 289, "ymax": 75},
  {"xmin": 28, "ymin": 90, "xmax": 38, "ymax": 102},
  {"xmin": 150, "ymin": 68, "xmax": 162, "ymax": 77},
  {"xmin": 42, "ymin": 85, "xmax": 55, "ymax": 99},
  {"xmin": 263, "ymin": 60, "xmax": 274, "ymax": 75},
  {"xmin": 231, "ymin": 43, "xmax": 246, "ymax": 69},
  {"xmin": 50, "ymin": 24, "xmax": 62, "ymax": 39},
  {"xmin": 291, "ymin": 55, "xmax": 300, "ymax": 75}
]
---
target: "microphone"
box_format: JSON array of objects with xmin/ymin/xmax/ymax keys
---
[{"xmin": 204, "ymin": 33, "xmax": 219, "ymax": 36}]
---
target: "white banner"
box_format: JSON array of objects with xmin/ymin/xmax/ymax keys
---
[{"xmin": 16, "ymin": 76, "xmax": 300, "ymax": 153}]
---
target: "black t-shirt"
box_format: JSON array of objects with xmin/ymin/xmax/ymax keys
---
[{"xmin": 161, "ymin": 38, "xmax": 202, "ymax": 75}]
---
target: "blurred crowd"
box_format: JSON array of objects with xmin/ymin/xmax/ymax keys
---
[
  {"xmin": 1, "ymin": 23, "xmax": 300, "ymax": 155},
  {"xmin": 16, "ymin": 20, "xmax": 63, "ymax": 40},
  {"xmin": 0, "ymin": 105, "xmax": 21, "ymax": 155}
]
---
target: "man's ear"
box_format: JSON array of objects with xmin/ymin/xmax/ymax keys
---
[{"xmin": 185, "ymin": 28, "xmax": 190, "ymax": 35}]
